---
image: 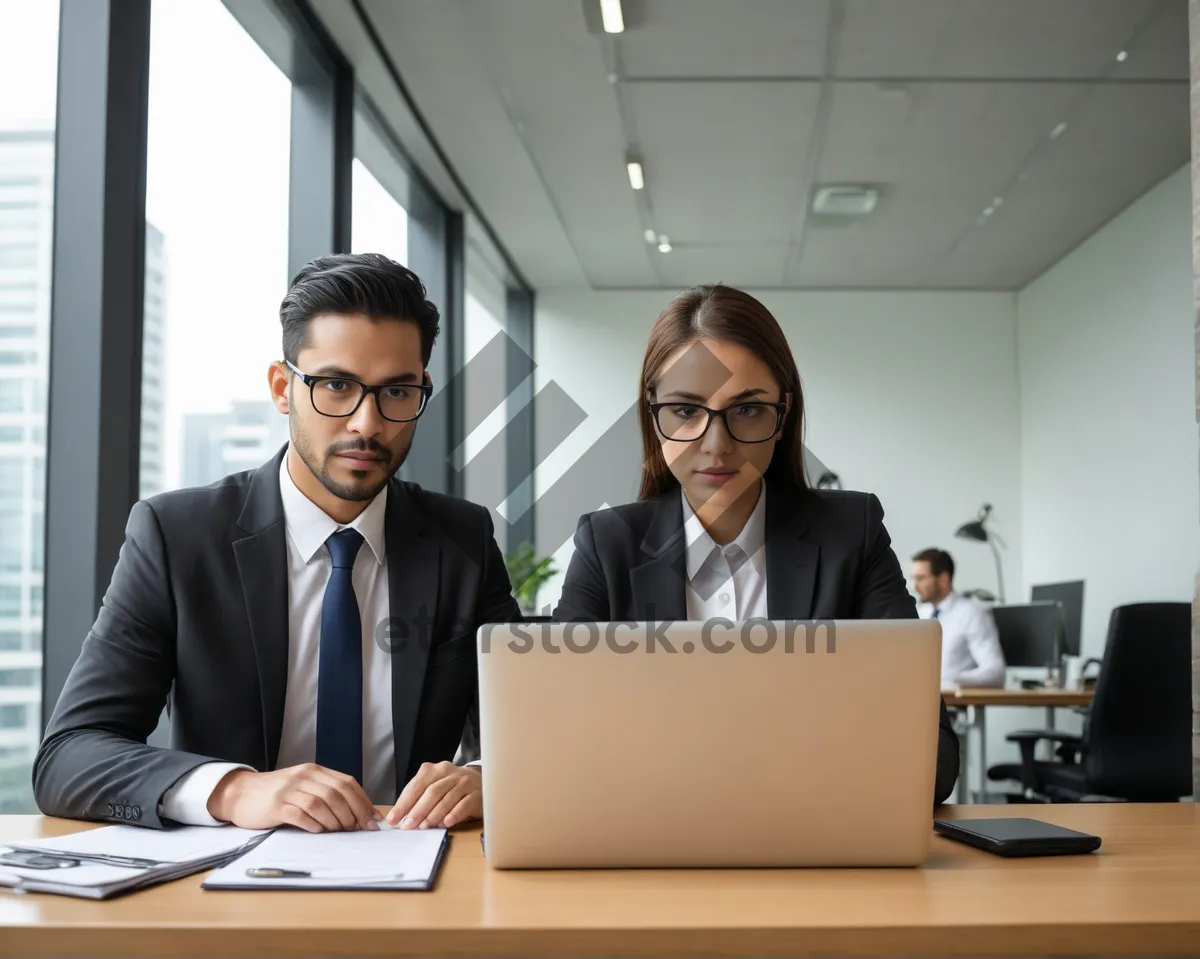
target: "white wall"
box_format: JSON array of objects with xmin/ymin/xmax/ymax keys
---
[
  {"xmin": 530, "ymin": 290, "xmax": 1022, "ymax": 612},
  {"xmin": 1017, "ymin": 164, "xmax": 1198, "ymax": 660}
]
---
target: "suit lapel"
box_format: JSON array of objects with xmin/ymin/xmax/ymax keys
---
[
  {"xmin": 765, "ymin": 483, "xmax": 820, "ymax": 620},
  {"xmin": 630, "ymin": 490, "xmax": 688, "ymax": 622},
  {"xmin": 383, "ymin": 481, "xmax": 441, "ymax": 791},
  {"xmin": 233, "ymin": 448, "xmax": 290, "ymax": 771}
]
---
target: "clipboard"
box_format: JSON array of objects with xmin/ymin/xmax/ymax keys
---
[{"xmin": 201, "ymin": 825, "xmax": 450, "ymax": 891}]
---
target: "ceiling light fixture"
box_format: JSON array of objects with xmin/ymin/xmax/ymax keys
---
[
  {"xmin": 657, "ymin": 235, "xmax": 672, "ymax": 253},
  {"xmin": 643, "ymin": 228, "xmax": 657, "ymax": 244},
  {"xmin": 626, "ymin": 160, "xmax": 644, "ymax": 190},
  {"xmin": 600, "ymin": 0, "xmax": 624, "ymax": 33},
  {"xmin": 1050, "ymin": 121, "xmax": 1068, "ymax": 140},
  {"xmin": 1116, "ymin": 50, "xmax": 1129, "ymax": 62}
]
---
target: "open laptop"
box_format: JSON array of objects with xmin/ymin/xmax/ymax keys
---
[{"xmin": 477, "ymin": 618, "xmax": 943, "ymax": 868}]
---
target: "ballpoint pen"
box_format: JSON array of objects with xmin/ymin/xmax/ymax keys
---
[
  {"xmin": 244, "ymin": 867, "xmax": 408, "ymax": 881},
  {"xmin": 245, "ymin": 867, "xmax": 312, "ymax": 878}
]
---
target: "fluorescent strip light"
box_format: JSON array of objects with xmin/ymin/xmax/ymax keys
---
[
  {"xmin": 626, "ymin": 161, "xmax": 644, "ymax": 190},
  {"xmin": 600, "ymin": 0, "xmax": 624, "ymax": 33}
]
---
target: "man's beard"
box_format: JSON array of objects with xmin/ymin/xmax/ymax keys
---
[{"xmin": 292, "ymin": 424, "xmax": 413, "ymax": 503}]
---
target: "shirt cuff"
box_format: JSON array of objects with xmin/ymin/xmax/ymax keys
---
[
  {"xmin": 465, "ymin": 759, "xmax": 483, "ymax": 768},
  {"xmin": 158, "ymin": 762, "xmax": 254, "ymax": 826}
]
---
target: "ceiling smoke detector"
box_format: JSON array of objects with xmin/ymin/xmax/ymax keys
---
[{"xmin": 811, "ymin": 185, "xmax": 879, "ymax": 217}]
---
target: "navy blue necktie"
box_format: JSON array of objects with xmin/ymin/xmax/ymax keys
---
[
  {"xmin": 315, "ymin": 528, "xmax": 364, "ymax": 784},
  {"xmin": 931, "ymin": 606, "xmax": 941, "ymax": 620}
]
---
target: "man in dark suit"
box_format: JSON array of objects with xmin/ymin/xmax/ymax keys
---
[{"xmin": 33, "ymin": 254, "xmax": 520, "ymax": 832}]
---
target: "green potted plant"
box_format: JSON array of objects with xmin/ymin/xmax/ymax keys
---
[{"xmin": 504, "ymin": 541, "xmax": 557, "ymax": 615}]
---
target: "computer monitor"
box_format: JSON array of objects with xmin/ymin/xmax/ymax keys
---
[
  {"xmin": 991, "ymin": 602, "xmax": 1063, "ymax": 667},
  {"xmin": 1030, "ymin": 580, "xmax": 1084, "ymax": 657}
]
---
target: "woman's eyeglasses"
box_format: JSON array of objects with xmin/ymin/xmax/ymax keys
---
[{"xmin": 648, "ymin": 400, "xmax": 787, "ymax": 444}]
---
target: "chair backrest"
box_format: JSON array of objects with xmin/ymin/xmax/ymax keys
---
[{"xmin": 1084, "ymin": 602, "xmax": 1192, "ymax": 800}]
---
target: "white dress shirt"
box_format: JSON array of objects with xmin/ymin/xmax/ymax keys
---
[
  {"xmin": 159, "ymin": 454, "xmax": 406, "ymax": 825},
  {"xmin": 682, "ymin": 481, "xmax": 769, "ymax": 621},
  {"xmin": 919, "ymin": 590, "xmax": 1007, "ymax": 689}
]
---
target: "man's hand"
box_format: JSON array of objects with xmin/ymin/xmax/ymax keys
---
[
  {"xmin": 207, "ymin": 764, "xmax": 382, "ymax": 833},
  {"xmin": 385, "ymin": 762, "xmax": 482, "ymax": 829}
]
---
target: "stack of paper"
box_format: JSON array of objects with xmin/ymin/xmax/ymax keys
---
[
  {"xmin": 202, "ymin": 824, "xmax": 449, "ymax": 891},
  {"xmin": 0, "ymin": 824, "xmax": 269, "ymax": 899}
]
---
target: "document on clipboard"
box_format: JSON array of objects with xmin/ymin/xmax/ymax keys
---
[{"xmin": 202, "ymin": 824, "xmax": 449, "ymax": 891}]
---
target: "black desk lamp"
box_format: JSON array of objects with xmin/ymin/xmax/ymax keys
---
[{"xmin": 955, "ymin": 503, "xmax": 1006, "ymax": 603}]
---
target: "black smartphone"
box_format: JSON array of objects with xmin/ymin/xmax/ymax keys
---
[{"xmin": 933, "ymin": 818, "xmax": 1101, "ymax": 857}]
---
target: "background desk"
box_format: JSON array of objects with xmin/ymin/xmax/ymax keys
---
[
  {"xmin": 1, "ymin": 803, "xmax": 1197, "ymax": 958},
  {"xmin": 943, "ymin": 687, "xmax": 1095, "ymax": 802}
]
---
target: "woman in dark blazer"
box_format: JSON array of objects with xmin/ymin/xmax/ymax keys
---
[{"xmin": 552, "ymin": 284, "xmax": 959, "ymax": 805}]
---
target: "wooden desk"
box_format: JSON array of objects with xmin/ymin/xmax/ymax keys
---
[
  {"xmin": 943, "ymin": 687, "xmax": 1095, "ymax": 802},
  {"xmin": 1, "ymin": 803, "xmax": 1198, "ymax": 957},
  {"xmin": 943, "ymin": 688, "xmax": 1094, "ymax": 709}
]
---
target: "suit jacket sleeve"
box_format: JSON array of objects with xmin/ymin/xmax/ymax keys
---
[
  {"xmin": 32, "ymin": 501, "xmax": 224, "ymax": 828},
  {"xmin": 551, "ymin": 514, "xmax": 610, "ymax": 622},
  {"xmin": 855, "ymin": 493, "xmax": 960, "ymax": 806}
]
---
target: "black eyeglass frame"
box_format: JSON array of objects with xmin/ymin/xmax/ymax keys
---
[
  {"xmin": 285, "ymin": 360, "xmax": 432, "ymax": 423},
  {"xmin": 647, "ymin": 399, "xmax": 789, "ymax": 444}
]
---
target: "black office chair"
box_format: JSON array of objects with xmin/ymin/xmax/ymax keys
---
[{"xmin": 987, "ymin": 602, "xmax": 1192, "ymax": 802}]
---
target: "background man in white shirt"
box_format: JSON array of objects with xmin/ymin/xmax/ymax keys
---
[
  {"xmin": 34, "ymin": 254, "xmax": 521, "ymax": 833},
  {"xmin": 910, "ymin": 548, "xmax": 1006, "ymax": 689}
]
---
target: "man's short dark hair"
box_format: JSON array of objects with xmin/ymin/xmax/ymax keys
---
[
  {"xmin": 912, "ymin": 548, "xmax": 954, "ymax": 581},
  {"xmin": 279, "ymin": 253, "xmax": 440, "ymax": 366}
]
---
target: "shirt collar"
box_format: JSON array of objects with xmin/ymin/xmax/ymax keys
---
[
  {"xmin": 932, "ymin": 591, "xmax": 960, "ymax": 613},
  {"xmin": 681, "ymin": 479, "xmax": 767, "ymax": 581},
  {"xmin": 278, "ymin": 451, "xmax": 387, "ymax": 566}
]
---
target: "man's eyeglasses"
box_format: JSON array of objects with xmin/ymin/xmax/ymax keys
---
[
  {"xmin": 286, "ymin": 361, "xmax": 431, "ymax": 423},
  {"xmin": 648, "ymin": 400, "xmax": 787, "ymax": 444}
]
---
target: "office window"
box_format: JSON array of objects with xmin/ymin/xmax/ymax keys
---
[
  {"xmin": 0, "ymin": 458, "xmax": 22, "ymax": 506},
  {"xmin": 28, "ymin": 508, "xmax": 40, "ymax": 570},
  {"xmin": 0, "ymin": 379, "xmax": 22, "ymax": 412},
  {"xmin": 0, "ymin": 705, "xmax": 24, "ymax": 729},
  {"xmin": 29, "ymin": 584, "xmax": 41, "ymax": 619},
  {"xmin": 0, "ymin": 510, "xmax": 20, "ymax": 571},
  {"xmin": 144, "ymin": 0, "xmax": 291, "ymax": 496},
  {"xmin": 0, "ymin": 585, "xmax": 18, "ymax": 618},
  {"xmin": 0, "ymin": 0, "xmax": 50, "ymax": 778},
  {"xmin": 0, "ymin": 243, "xmax": 36, "ymax": 269},
  {"xmin": 351, "ymin": 158, "xmax": 408, "ymax": 265}
]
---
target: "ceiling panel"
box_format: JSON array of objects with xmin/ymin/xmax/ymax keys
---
[
  {"xmin": 356, "ymin": 0, "xmax": 1190, "ymax": 291},
  {"xmin": 839, "ymin": 0, "xmax": 1179, "ymax": 79},
  {"xmin": 791, "ymin": 81, "xmax": 1090, "ymax": 285},
  {"xmin": 652, "ymin": 243, "xmax": 793, "ymax": 289},
  {"xmin": 459, "ymin": 1, "xmax": 658, "ymax": 287},
  {"xmin": 628, "ymin": 82, "xmax": 821, "ymax": 245},
  {"xmin": 619, "ymin": 0, "xmax": 829, "ymax": 78}
]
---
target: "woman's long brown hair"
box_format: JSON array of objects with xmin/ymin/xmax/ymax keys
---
[{"xmin": 637, "ymin": 284, "xmax": 808, "ymax": 501}]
